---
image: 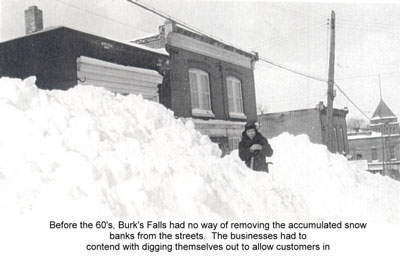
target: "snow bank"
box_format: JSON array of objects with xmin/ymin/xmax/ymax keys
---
[{"xmin": 0, "ymin": 77, "xmax": 399, "ymax": 223}]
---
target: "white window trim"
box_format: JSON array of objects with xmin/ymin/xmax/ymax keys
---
[
  {"xmin": 226, "ymin": 76, "xmax": 246, "ymax": 119},
  {"xmin": 229, "ymin": 112, "xmax": 247, "ymax": 119},
  {"xmin": 189, "ymin": 69, "xmax": 214, "ymax": 117},
  {"xmin": 192, "ymin": 108, "xmax": 215, "ymax": 118}
]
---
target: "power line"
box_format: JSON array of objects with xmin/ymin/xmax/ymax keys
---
[
  {"xmin": 336, "ymin": 71, "xmax": 400, "ymax": 81},
  {"xmin": 268, "ymin": 3, "xmax": 325, "ymax": 24},
  {"xmin": 126, "ymin": 0, "xmax": 251, "ymax": 54},
  {"xmin": 334, "ymin": 82, "xmax": 370, "ymax": 120},
  {"xmin": 336, "ymin": 18, "xmax": 400, "ymax": 28},
  {"xmin": 253, "ymin": 23, "xmax": 326, "ymax": 49},
  {"xmin": 53, "ymin": 0, "xmax": 152, "ymax": 34},
  {"xmin": 258, "ymin": 57, "xmax": 327, "ymax": 83},
  {"xmin": 127, "ymin": 0, "xmax": 328, "ymax": 83},
  {"xmin": 336, "ymin": 22, "xmax": 400, "ymax": 35}
]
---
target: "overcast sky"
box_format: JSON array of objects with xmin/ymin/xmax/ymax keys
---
[{"xmin": 1, "ymin": 0, "xmax": 400, "ymax": 120}]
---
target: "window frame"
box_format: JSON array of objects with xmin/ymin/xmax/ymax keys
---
[
  {"xmin": 228, "ymin": 137, "xmax": 241, "ymax": 151},
  {"xmin": 226, "ymin": 76, "xmax": 246, "ymax": 119},
  {"xmin": 188, "ymin": 68, "xmax": 214, "ymax": 118},
  {"xmin": 371, "ymin": 147, "xmax": 378, "ymax": 161}
]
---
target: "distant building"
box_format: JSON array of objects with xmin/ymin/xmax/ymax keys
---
[
  {"xmin": 134, "ymin": 20, "xmax": 259, "ymax": 151},
  {"xmin": 258, "ymin": 102, "xmax": 349, "ymax": 154},
  {"xmin": 348, "ymin": 100, "xmax": 400, "ymax": 180}
]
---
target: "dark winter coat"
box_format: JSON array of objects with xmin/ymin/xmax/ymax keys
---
[{"xmin": 239, "ymin": 130, "xmax": 273, "ymax": 172}]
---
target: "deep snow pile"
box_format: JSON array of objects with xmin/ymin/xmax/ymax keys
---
[{"xmin": 0, "ymin": 77, "xmax": 399, "ymax": 223}]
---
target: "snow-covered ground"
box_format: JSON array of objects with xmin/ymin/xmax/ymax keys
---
[{"xmin": 0, "ymin": 77, "xmax": 399, "ymax": 257}]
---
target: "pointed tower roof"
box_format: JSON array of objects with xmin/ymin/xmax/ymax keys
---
[{"xmin": 371, "ymin": 99, "xmax": 396, "ymax": 119}]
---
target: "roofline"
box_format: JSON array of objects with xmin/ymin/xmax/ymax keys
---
[
  {"xmin": 174, "ymin": 24, "xmax": 258, "ymax": 60},
  {"xmin": 348, "ymin": 134, "xmax": 400, "ymax": 140},
  {"xmin": 0, "ymin": 26, "xmax": 169, "ymax": 57},
  {"xmin": 0, "ymin": 26, "xmax": 64, "ymax": 44},
  {"xmin": 370, "ymin": 116, "xmax": 397, "ymax": 120},
  {"xmin": 258, "ymin": 106, "xmax": 348, "ymax": 117}
]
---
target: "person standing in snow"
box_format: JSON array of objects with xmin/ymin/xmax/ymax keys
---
[{"xmin": 239, "ymin": 122, "xmax": 273, "ymax": 172}]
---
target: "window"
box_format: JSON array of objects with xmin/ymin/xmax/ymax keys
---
[
  {"xmin": 389, "ymin": 147, "xmax": 395, "ymax": 160},
  {"xmin": 371, "ymin": 147, "xmax": 378, "ymax": 161},
  {"xmin": 228, "ymin": 137, "xmax": 240, "ymax": 150},
  {"xmin": 188, "ymin": 69, "xmax": 214, "ymax": 117},
  {"xmin": 226, "ymin": 76, "xmax": 246, "ymax": 119}
]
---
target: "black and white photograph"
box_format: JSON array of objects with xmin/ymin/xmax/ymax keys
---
[{"xmin": 0, "ymin": 0, "xmax": 399, "ymax": 257}]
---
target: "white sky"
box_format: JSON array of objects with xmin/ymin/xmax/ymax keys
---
[{"xmin": 1, "ymin": 0, "xmax": 400, "ymax": 120}]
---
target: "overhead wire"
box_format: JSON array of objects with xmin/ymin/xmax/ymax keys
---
[
  {"xmin": 268, "ymin": 3, "xmax": 325, "ymax": 24},
  {"xmin": 126, "ymin": 0, "xmax": 328, "ymax": 83},
  {"xmin": 258, "ymin": 56, "xmax": 327, "ymax": 83},
  {"xmin": 255, "ymin": 23, "xmax": 327, "ymax": 50},
  {"xmin": 336, "ymin": 18, "xmax": 400, "ymax": 28},
  {"xmin": 334, "ymin": 83, "xmax": 371, "ymax": 120},
  {"xmin": 50, "ymin": 1, "xmax": 394, "ymax": 121},
  {"xmin": 53, "ymin": 0, "xmax": 154, "ymax": 34},
  {"xmin": 336, "ymin": 22, "xmax": 400, "ymax": 35},
  {"xmin": 336, "ymin": 71, "xmax": 400, "ymax": 81},
  {"xmin": 126, "ymin": 0, "xmax": 253, "ymax": 55}
]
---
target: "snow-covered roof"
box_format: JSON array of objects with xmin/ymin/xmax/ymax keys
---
[
  {"xmin": 77, "ymin": 56, "xmax": 163, "ymax": 78},
  {"xmin": 0, "ymin": 26, "xmax": 63, "ymax": 43},
  {"xmin": 370, "ymin": 116, "xmax": 397, "ymax": 121},
  {"xmin": 0, "ymin": 26, "xmax": 169, "ymax": 56},
  {"xmin": 122, "ymin": 40, "xmax": 168, "ymax": 56},
  {"xmin": 348, "ymin": 131, "xmax": 400, "ymax": 140},
  {"xmin": 127, "ymin": 33, "xmax": 159, "ymax": 42}
]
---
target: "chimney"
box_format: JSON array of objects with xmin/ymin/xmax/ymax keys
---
[{"xmin": 24, "ymin": 6, "xmax": 43, "ymax": 35}]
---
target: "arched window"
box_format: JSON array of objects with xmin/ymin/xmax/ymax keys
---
[
  {"xmin": 188, "ymin": 69, "xmax": 213, "ymax": 117},
  {"xmin": 226, "ymin": 76, "xmax": 246, "ymax": 119}
]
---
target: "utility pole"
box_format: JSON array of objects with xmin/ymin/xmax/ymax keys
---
[{"xmin": 326, "ymin": 11, "xmax": 336, "ymax": 152}]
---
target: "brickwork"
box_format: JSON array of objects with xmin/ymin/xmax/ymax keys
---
[
  {"xmin": 24, "ymin": 6, "xmax": 43, "ymax": 35},
  {"xmin": 258, "ymin": 109, "xmax": 323, "ymax": 143},
  {"xmin": 166, "ymin": 47, "xmax": 257, "ymax": 122},
  {"xmin": 258, "ymin": 107, "xmax": 349, "ymax": 153}
]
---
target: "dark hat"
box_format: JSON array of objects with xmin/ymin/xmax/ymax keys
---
[{"xmin": 244, "ymin": 122, "xmax": 257, "ymax": 131}]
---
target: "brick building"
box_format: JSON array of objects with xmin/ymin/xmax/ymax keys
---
[
  {"xmin": 133, "ymin": 20, "xmax": 259, "ymax": 150},
  {"xmin": 258, "ymin": 102, "xmax": 349, "ymax": 154},
  {"xmin": 348, "ymin": 100, "xmax": 400, "ymax": 180},
  {"xmin": 0, "ymin": 7, "xmax": 167, "ymax": 101},
  {"xmin": 1, "ymin": 8, "xmax": 259, "ymax": 152}
]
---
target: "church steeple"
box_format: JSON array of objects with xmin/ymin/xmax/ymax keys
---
[
  {"xmin": 371, "ymin": 99, "xmax": 396, "ymax": 120},
  {"xmin": 370, "ymin": 99, "xmax": 398, "ymax": 135}
]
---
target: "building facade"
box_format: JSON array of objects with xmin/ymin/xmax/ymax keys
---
[
  {"xmin": 134, "ymin": 20, "xmax": 259, "ymax": 151},
  {"xmin": 348, "ymin": 100, "xmax": 400, "ymax": 180},
  {"xmin": 1, "ymin": 7, "xmax": 260, "ymax": 153},
  {"xmin": 258, "ymin": 102, "xmax": 349, "ymax": 154},
  {"xmin": 0, "ymin": 26, "xmax": 167, "ymax": 101}
]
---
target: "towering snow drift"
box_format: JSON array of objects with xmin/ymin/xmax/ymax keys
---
[{"xmin": 0, "ymin": 77, "xmax": 399, "ymax": 222}]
